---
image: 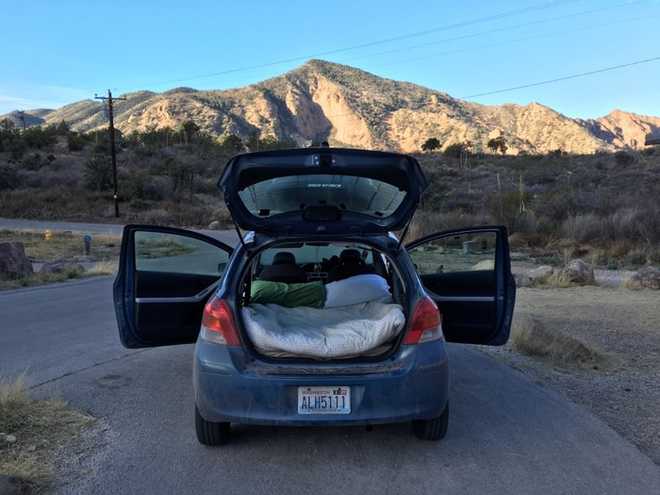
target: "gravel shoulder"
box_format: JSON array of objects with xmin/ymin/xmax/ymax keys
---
[{"xmin": 482, "ymin": 286, "xmax": 660, "ymax": 464}]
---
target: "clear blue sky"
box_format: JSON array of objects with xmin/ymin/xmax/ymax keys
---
[{"xmin": 1, "ymin": 0, "xmax": 659, "ymax": 117}]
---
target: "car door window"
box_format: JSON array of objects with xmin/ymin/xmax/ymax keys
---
[
  {"xmin": 408, "ymin": 232, "xmax": 497, "ymax": 276},
  {"xmin": 406, "ymin": 227, "xmax": 515, "ymax": 345},
  {"xmin": 114, "ymin": 226, "xmax": 233, "ymax": 348},
  {"xmin": 135, "ymin": 231, "xmax": 229, "ymax": 276}
]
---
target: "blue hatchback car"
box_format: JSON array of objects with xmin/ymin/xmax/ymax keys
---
[{"xmin": 113, "ymin": 148, "xmax": 516, "ymax": 445}]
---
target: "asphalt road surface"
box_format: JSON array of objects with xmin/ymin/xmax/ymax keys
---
[{"xmin": 2, "ymin": 278, "xmax": 660, "ymax": 494}]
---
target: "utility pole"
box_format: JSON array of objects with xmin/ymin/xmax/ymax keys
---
[{"xmin": 95, "ymin": 90, "xmax": 126, "ymax": 218}]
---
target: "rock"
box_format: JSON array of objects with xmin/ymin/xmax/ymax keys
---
[
  {"xmin": 207, "ymin": 220, "xmax": 221, "ymax": 230},
  {"xmin": 514, "ymin": 272, "xmax": 532, "ymax": 287},
  {"xmin": 0, "ymin": 242, "xmax": 33, "ymax": 280},
  {"xmin": 27, "ymin": 445, "xmax": 36, "ymax": 452},
  {"xmin": 39, "ymin": 261, "xmax": 84, "ymax": 275},
  {"xmin": 5, "ymin": 434, "xmax": 17, "ymax": 443},
  {"xmin": 626, "ymin": 266, "xmax": 660, "ymax": 290},
  {"xmin": 559, "ymin": 259, "xmax": 595, "ymax": 285},
  {"xmin": 528, "ymin": 265, "xmax": 554, "ymax": 281}
]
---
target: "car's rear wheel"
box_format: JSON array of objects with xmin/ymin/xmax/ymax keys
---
[
  {"xmin": 412, "ymin": 403, "xmax": 449, "ymax": 441},
  {"xmin": 195, "ymin": 406, "xmax": 231, "ymax": 446}
]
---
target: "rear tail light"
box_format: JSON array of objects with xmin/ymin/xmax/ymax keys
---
[
  {"xmin": 200, "ymin": 297, "xmax": 241, "ymax": 346},
  {"xmin": 403, "ymin": 296, "xmax": 443, "ymax": 345}
]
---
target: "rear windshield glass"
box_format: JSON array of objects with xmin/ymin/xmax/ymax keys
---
[{"xmin": 237, "ymin": 174, "xmax": 406, "ymax": 218}]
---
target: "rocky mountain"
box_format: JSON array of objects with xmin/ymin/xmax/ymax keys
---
[{"xmin": 3, "ymin": 60, "xmax": 659, "ymax": 154}]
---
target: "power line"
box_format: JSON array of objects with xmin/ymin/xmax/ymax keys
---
[
  {"xmin": 338, "ymin": 0, "xmax": 646, "ymax": 64},
  {"xmin": 461, "ymin": 56, "xmax": 660, "ymax": 98},
  {"xmin": 124, "ymin": 0, "xmax": 578, "ymax": 91},
  {"xmin": 369, "ymin": 12, "xmax": 657, "ymax": 71}
]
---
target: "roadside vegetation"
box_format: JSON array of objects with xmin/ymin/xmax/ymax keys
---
[
  {"xmin": 1, "ymin": 120, "xmax": 659, "ymax": 269},
  {"xmin": 0, "ymin": 375, "xmax": 94, "ymax": 493},
  {"xmin": 0, "ymin": 230, "xmax": 118, "ymax": 290}
]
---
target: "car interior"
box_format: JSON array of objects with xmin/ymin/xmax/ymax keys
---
[{"xmin": 237, "ymin": 242, "xmax": 409, "ymax": 360}]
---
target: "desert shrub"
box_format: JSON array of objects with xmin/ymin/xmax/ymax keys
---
[
  {"xmin": 511, "ymin": 315, "xmax": 606, "ymax": 368},
  {"xmin": 67, "ymin": 132, "xmax": 87, "ymax": 151},
  {"xmin": 614, "ymin": 150, "xmax": 637, "ymax": 166},
  {"xmin": 83, "ymin": 155, "xmax": 113, "ymax": 191},
  {"xmin": 443, "ymin": 143, "xmax": 467, "ymax": 158},
  {"xmin": 408, "ymin": 209, "xmax": 490, "ymax": 240},
  {"xmin": 487, "ymin": 191, "xmax": 531, "ymax": 234},
  {"xmin": 22, "ymin": 152, "xmax": 45, "ymax": 171},
  {"xmin": 561, "ymin": 214, "xmax": 602, "ymax": 243},
  {"xmin": 121, "ymin": 170, "xmax": 168, "ymax": 201},
  {"xmin": 0, "ymin": 164, "xmax": 20, "ymax": 190},
  {"xmin": 421, "ymin": 137, "xmax": 441, "ymax": 152}
]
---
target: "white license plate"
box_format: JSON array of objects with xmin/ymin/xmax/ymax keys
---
[{"xmin": 297, "ymin": 386, "xmax": 351, "ymax": 415}]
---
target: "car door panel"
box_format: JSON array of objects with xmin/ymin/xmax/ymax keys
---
[
  {"xmin": 113, "ymin": 225, "xmax": 233, "ymax": 349},
  {"xmin": 406, "ymin": 226, "xmax": 515, "ymax": 345}
]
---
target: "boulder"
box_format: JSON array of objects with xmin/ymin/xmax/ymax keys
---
[
  {"xmin": 626, "ymin": 266, "xmax": 660, "ymax": 290},
  {"xmin": 0, "ymin": 242, "xmax": 33, "ymax": 280},
  {"xmin": 528, "ymin": 265, "xmax": 554, "ymax": 281},
  {"xmin": 40, "ymin": 261, "xmax": 84, "ymax": 275},
  {"xmin": 207, "ymin": 220, "xmax": 221, "ymax": 230},
  {"xmin": 560, "ymin": 259, "xmax": 595, "ymax": 285},
  {"xmin": 514, "ymin": 272, "xmax": 532, "ymax": 287}
]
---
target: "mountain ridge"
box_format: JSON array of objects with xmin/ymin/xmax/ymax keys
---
[{"xmin": 3, "ymin": 59, "xmax": 659, "ymax": 154}]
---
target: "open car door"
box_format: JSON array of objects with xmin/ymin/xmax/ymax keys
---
[
  {"xmin": 113, "ymin": 225, "xmax": 233, "ymax": 348},
  {"xmin": 406, "ymin": 226, "xmax": 515, "ymax": 345}
]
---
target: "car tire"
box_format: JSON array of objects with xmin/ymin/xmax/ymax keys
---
[
  {"xmin": 195, "ymin": 406, "xmax": 231, "ymax": 446},
  {"xmin": 412, "ymin": 403, "xmax": 449, "ymax": 441}
]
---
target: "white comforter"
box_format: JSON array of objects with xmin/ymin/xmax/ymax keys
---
[{"xmin": 242, "ymin": 301, "xmax": 406, "ymax": 359}]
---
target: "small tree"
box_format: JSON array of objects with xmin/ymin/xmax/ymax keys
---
[
  {"xmin": 83, "ymin": 155, "xmax": 113, "ymax": 191},
  {"xmin": 487, "ymin": 136, "xmax": 508, "ymax": 155},
  {"xmin": 421, "ymin": 137, "xmax": 441, "ymax": 152},
  {"xmin": 221, "ymin": 134, "xmax": 244, "ymax": 153},
  {"xmin": 444, "ymin": 142, "xmax": 467, "ymax": 158},
  {"xmin": 180, "ymin": 120, "xmax": 200, "ymax": 144}
]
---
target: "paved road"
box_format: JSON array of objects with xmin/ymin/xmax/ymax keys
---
[
  {"xmin": 0, "ymin": 217, "xmax": 238, "ymax": 245},
  {"xmin": 1, "ymin": 279, "xmax": 659, "ymax": 494}
]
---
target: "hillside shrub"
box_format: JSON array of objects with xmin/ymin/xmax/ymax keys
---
[
  {"xmin": 83, "ymin": 155, "xmax": 113, "ymax": 191},
  {"xmin": 614, "ymin": 150, "xmax": 637, "ymax": 166}
]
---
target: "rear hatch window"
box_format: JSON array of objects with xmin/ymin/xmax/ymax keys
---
[{"xmin": 219, "ymin": 148, "xmax": 427, "ymax": 234}]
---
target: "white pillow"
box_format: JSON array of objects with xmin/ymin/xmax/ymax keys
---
[{"xmin": 324, "ymin": 274, "xmax": 392, "ymax": 308}]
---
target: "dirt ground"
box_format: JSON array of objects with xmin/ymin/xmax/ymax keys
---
[{"xmin": 482, "ymin": 287, "xmax": 660, "ymax": 464}]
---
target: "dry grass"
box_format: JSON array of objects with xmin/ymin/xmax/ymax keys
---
[
  {"xmin": 0, "ymin": 230, "xmax": 120, "ymax": 262},
  {"xmin": 0, "ymin": 376, "xmax": 94, "ymax": 492},
  {"xmin": 510, "ymin": 315, "xmax": 607, "ymax": 369},
  {"xmin": 0, "ymin": 268, "xmax": 86, "ymax": 290},
  {"xmin": 86, "ymin": 260, "xmax": 117, "ymax": 276}
]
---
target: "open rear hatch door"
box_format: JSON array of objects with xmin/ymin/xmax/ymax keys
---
[{"xmin": 219, "ymin": 148, "xmax": 427, "ymax": 235}]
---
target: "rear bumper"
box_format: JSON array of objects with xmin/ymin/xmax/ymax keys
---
[{"xmin": 193, "ymin": 341, "xmax": 449, "ymax": 425}]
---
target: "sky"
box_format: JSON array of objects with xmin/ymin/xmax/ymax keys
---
[{"xmin": 1, "ymin": 0, "xmax": 659, "ymax": 117}]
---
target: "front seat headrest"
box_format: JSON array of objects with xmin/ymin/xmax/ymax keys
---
[
  {"xmin": 272, "ymin": 251, "xmax": 296, "ymax": 265},
  {"xmin": 340, "ymin": 249, "xmax": 362, "ymax": 263}
]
